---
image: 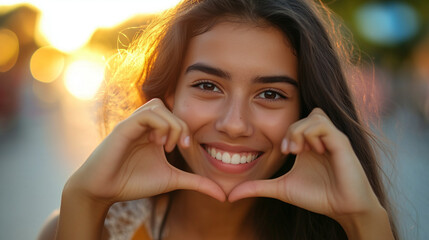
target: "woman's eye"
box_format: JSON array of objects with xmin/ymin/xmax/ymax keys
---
[
  {"xmin": 193, "ymin": 82, "xmax": 221, "ymax": 93},
  {"xmin": 257, "ymin": 90, "xmax": 286, "ymax": 100}
]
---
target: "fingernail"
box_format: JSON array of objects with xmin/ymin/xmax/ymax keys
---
[
  {"xmin": 281, "ymin": 138, "xmax": 288, "ymax": 153},
  {"xmin": 183, "ymin": 136, "xmax": 190, "ymax": 147},
  {"xmin": 289, "ymin": 141, "xmax": 297, "ymax": 153},
  {"xmin": 161, "ymin": 136, "xmax": 167, "ymax": 145}
]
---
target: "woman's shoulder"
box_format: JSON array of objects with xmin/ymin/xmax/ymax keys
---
[{"xmin": 37, "ymin": 210, "xmax": 60, "ymax": 240}]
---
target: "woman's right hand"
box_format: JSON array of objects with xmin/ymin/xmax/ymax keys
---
[{"xmin": 66, "ymin": 98, "xmax": 225, "ymax": 205}]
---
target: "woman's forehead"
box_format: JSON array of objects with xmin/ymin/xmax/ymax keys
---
[{"xmin": 183, "ymin": 21, "xmax": 298, "ymax": 80}]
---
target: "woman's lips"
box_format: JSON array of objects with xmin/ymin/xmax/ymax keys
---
[{"xmin": 201, "ymin": 144, "xmax": 263, "ymax": 174}]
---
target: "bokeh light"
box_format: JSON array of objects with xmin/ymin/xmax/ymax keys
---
[
  {"xmin": 355, "ymin": 2, "xmax": 419, "ymax": 46},
  {"xmin": 30, "ymin": 46, "xmax": 65, "ymax": 83},
  {"xmin": 0, "ymin": 28, "xmax": 19, "ymax": 72},
  {"xmin": 64, "ymin": 57, "xmax": 105, "ymax": 100}
]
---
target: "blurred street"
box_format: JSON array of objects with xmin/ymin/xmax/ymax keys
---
[
  {"xmin": 382, "ymin": 107, "xmax": 429, "ymax": 239},
  {"xmin": 0, "ymin": 83, "xmax": 100, "ymax": 239}
]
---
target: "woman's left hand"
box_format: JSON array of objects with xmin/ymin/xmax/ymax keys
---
[{"xmin": 228, "ymin": 108, "xmax": 383, "ymax": 223}]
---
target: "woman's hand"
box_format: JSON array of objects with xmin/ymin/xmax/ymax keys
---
[
  {"xmin": 228, "ymin": 108, "xmax": 392, "ymax": 237},
  {"xmin": 67, "ymin": 98, "xmax": 225, "ymax": 205}
]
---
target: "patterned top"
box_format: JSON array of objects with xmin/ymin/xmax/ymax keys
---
[{"xmin": 104, "ymin": 198, "xmax": 168, "ymax": 240}]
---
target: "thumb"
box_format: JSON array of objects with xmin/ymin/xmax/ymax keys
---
[
  {"xmin": 228, "ymin": 179, "xmax": 280, "ymax": 202},
  {"xmin": 171, "ymin": 170, "xmax": 226, "ymax": 202}
]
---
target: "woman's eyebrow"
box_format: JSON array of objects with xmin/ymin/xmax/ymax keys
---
[
  {"xmin": 254, "ymin": 76, "xmax": 298, "ymax": 87},
  {"xmin": 185, "ymin": 62, "xmax": 297, "ymax": 87},
  {"xmin": 185, "ymin": 63, "xmax": 231, "ymax": 79}
]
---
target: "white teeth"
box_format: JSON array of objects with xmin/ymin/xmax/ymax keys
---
[
  {"xmin": 231, "ymin": 154, "xmax": 241, "ymax": 164},
  {"xmin": 206, "ymin": 146, "xmax": 260, "ymax": 165},
  {"xmin": 246, "ymin": 155, "xmax": 253, "ymax": 163},
  {"xmin": 240, "ymin": 155, "xmax": 247, "ymax": 164},
  {"xmin": 216, "ymin": 151, "xmax": 222, "ymax": 160},
  {"xmin": 222, "ymin": 152, "xmax": 231, "ymax": 163}
]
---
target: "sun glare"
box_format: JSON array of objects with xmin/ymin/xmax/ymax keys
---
[
  {"xmin": 64, "ymin": 58, "xmax": 105, "ymax": 100},
  {"xmin": 2, "ymin": 0, "xmax": 181, "ymax": 100},
  {"xmin": 31, "ymin": 0, "xmax": 181, "ymax": 52}
]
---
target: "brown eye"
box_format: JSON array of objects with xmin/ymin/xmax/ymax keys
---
[
  {"xmin": 257, "ymin": 90, "xmax": 286, "ymax": 100},
  {"xmin": 263, "ymin": 91, "xmax": 277, "ymax": 99},
  {"xmin": 201, "ymin": 83, "xmax": 216, "ymax": 91},
  {"xmin": 192, "ymin": 81, "xmax": 222, "ymax": 93}
]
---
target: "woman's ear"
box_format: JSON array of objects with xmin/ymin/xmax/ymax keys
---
[{"xmin": 165, "ymin": 94, "xmax": 175, "ymax": 110}]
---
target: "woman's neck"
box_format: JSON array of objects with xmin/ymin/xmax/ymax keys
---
[{"xmin": 165, "ymin": 190, "xmax": 257, "ymax": 240}]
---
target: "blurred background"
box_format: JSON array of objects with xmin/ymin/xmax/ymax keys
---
[{"xmin": 0, "ymin": 0, "xmax": 428, "ymax": 239}]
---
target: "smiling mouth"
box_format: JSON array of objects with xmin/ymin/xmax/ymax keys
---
[{"xmin": 202, "ymin": 144, "xmax": 263, "ymax": 165}]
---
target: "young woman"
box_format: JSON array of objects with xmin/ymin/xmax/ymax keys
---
[{"xmin": 39, "ymin": 0, "xmax": 398, "ymax": 239}]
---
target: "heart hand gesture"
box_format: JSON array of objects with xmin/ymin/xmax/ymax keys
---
[
  {"xmin": 67, "ymin": 98, "xmax": 225, "ymax": 205},
  {"xmin": 229, "ymin": 108, "xmax": 382, "ymax": 222}
]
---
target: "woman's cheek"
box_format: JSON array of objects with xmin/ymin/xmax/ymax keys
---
[
  {"xmin": 253, "ymin": 109, "xmax": 297, "ymax": 145},
  {"xmin": 173, "ymin": 98, "xmax": 220, "ymax": 132}
]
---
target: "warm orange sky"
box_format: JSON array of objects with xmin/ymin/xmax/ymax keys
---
[{"xmin": 2, "ymin": 0, "xmax": 181, "ymax": 52}]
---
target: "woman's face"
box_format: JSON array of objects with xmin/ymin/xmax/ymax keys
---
[{"xmin": 167, "ymin": 21, "xmax": 300, "ymax": 194}]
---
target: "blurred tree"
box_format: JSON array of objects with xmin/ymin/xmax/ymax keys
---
[{"xmin": 323, "ymin": 0, "xmax": 428, "ymax": 69}]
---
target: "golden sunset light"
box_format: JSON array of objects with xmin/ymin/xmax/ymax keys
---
[
  {"xmin": 3, "ymin": 0, "xmax": 181, "ymax": 52},
  {"xmin": 64, "ymin": 57, "xmax": 105, "ymax": 100},
  {"xmin": 1, "ymin": 0, "xmax": 181, "ymax": 101}
]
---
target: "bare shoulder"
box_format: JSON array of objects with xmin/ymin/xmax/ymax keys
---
[
  {"xmin": 37, "ymin": 210, "xmax": 110, "ymax": 240},
  {"xmin": 37, "ymin": 210, "xmax": 59, "ymax": 240}
]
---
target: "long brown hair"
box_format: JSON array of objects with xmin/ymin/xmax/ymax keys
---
[{"xmin": 102, "ymin": 0, "xmax": 398, "ymax": 239}]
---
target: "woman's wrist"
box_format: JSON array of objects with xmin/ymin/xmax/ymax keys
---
[
  {"xmin": 55, "ymin": 180, "xmax": 112, "ymax": 240},
  {"xmin": 335, "ymin": 205, "xmax": 394, "ymax": 240},
  {"xmin": 63, "ymin": 173, "xmax": 115, "ymax": 207}
]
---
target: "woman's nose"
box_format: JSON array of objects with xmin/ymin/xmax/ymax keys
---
[{"xmin": 215, "ymin": 99, "xmax": 253, "ymax": 138}]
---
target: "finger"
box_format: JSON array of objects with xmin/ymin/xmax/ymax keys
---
[
  {"xmin": 128, "ymin": 98, "xmax": 191, "ymax": 150},
  {"xmin": 135, "ymin": 112, "xmax": 171, "ymax": 146},
  {"xmin": 172, "ymin": 170, "xmax": 226, "ymax": 202},
  {"xmin": 175, "ymin": 117, "xmax": 191, "ymax": 148},
  {"xmin": 167, "ymin": 114, "xmax": 191, "ymax": 149},
  {"xmin": 228, "ymin": 179, "xmax": 279, "ymax": 202},
  {"xmin": 149, "ymin": 105, "xmax": 189, "ymax": 152},
  {"xmin": 151, "ymin": 128, "xmax": 168, "ymax": 145},
  {"xmin": 304, "ymin": 142, "xmax": 311, "ymax": 152},
  {"xmin": 303, "ymin": 123, "xmax": 327, "ymax": 154},
  {"xmin": 115, "ymin": 110, "xmax": 170, "ymax": 144},
  {"xmin": 285, "ymin": 108, "xmax": 329, "ymax": 154},
  {"xmin": 285, "ymin": 118, "xmax": 309, "ymax": 154},
  {"xmin": 305, "ymin": 108, "xmax": 349, "ymax": 154},
  {"xmin": 131, "ymin": 98, "xmax": 163, "ymax": 115}
]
